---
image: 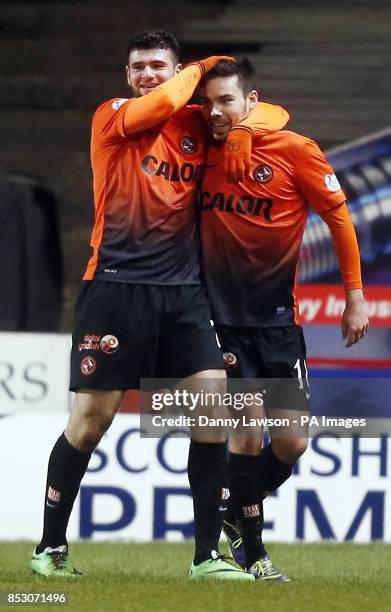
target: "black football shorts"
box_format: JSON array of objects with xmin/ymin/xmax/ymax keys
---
[
  {"xmin": 70, "ymin": 281, "xmax": 224, "ymax": 391},
  {"xmin": 215, "ymin": 324, "xmax": 310, "ymax": 411}
]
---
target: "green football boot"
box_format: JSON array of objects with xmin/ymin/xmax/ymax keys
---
[
  {"xmin": 31, "ymin": 545, "xmax": 82, "ymax": 577},
  {"xmin": 189, "ymin": 550, "xmax": 255, "ymax": 582}
]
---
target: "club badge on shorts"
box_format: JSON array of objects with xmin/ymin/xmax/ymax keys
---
[
  {"xmin": 80, "ymin": 356, "xmax": 96, "ymax": 376},
  {"xmin": 100, "ymin": 334, "xmax": 119, "ymax": 354},
  {"xmin": 223, "ymin": 352, "xmax": 238, "ymax": 369}
]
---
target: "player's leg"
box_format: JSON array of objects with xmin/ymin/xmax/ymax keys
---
[
  {"xmin": 158, "ymin": 286, "xmax": 254, "ymax": 581},
  {"xmin": 226, "ymin": 416, "xmax": 292, "ymax": 581},
  {"xmin": 225, "ymin": 412, "xmax": 266, "ymax": 570},
  {"xmin": 31, "ymin": 281, "xmax": 156, "ymax": 576},
  {"xmin": 255, "ymin": 413, "xmax": 308, "ymax": 496},
  {"xmin": 215, "ymin": 325, "xmax": 291, "ymax": 580},
  {"xmin": 242, "ymin": 325, "xmax": 309, "ymax": 580},
  {"xmin": 31, "ymin": 389, "xmax": 123, "ymax": 576},
  {"xmin": 180, "ymin": 369, "xmax": 251, "ymax": 580},
  {"xmin": 178, "ymin": 370, "xmax": 227, "ymax": 556},
  {"xmin": 255, "ymin": 325, "xmax": 309, "ymax": 498},
  {"xmin": 240, "ymin": 406, "xmax": 307, "ymax": 582},
  {"xmin": 213, "ymin": 326, "xmax": 267, "ymax": 568}
]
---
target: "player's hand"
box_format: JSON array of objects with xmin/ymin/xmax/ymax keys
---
[
  {"xmin": 198, "ymin": 56, "xmax": 235, "ymax": 73},
  {"xmin": 223, "ymin": 127, "xmax": 252, "ymax": 183},
  {"xmin": 341, "ymin": 291, "xmax": 369, "ymax": 347}
]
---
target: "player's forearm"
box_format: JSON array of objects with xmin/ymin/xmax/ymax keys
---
[
  {"xmin": 123, "ymin": 64, "xmax": 203, "ymax": 134},
  {"xmin": 236, "ymin": 102, "xmax": 290, "ymax": 135},
  {"xmin": 346, "ymin": 287, "xmax": 365, "ymax": 304},
  {"xmin": 320, "ymin": 202, "xmax": 362, "ymax": 290}
]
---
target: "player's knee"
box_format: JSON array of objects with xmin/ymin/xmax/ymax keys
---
[
  {"xmin": 190, "ymin": 431, "xmax": 227, "ymax": 444},
  {"xmin": 204, "ymin": 375, "xmax": 227, "ymax": 406},
  {"xmin": 66, "ymin": 413, "xmax": 112, "ymax": 453},
  {"xmin": 272, "ymin": 437, "xmax": 308, "ymax": 464},
  {"xmin": 229, "ymin": 435, "xmax": 262, "ymax": 456},
  {"xmin": 67, "ymin": 390, "xmax": 122, "ymax": 451}
]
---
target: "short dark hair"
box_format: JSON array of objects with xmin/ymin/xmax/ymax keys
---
[
  {"xmin": 201, "ymin": 58, "xmax": 255, "ymax": 94},
  {"xmin": 126, "ymin": 30, "xmax": 180, "ymax": 64}
]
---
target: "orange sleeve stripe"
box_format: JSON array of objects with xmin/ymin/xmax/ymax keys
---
[
  {"xmin": 320, "ymin": 202, "xmax": 363, "ymax": 290},
  {"xmin": 122, "ymin": 64, "xmax": 203, "ymax": 135}
]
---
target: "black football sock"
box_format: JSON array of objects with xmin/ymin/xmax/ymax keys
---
[
  {"xmin": 257, "ymin": 501, "xmax": 267, "ymax": 558},
  {"xmin": 223, "ymin": 495, "xmax": 236, "ymax": 527},
  {"xmin": 238, "ymin": 507, "xmax": 267, "ymax": 567},
  {"xmin": 256, "ymin": 443, "xmax": 293, "ymax": 497},
  {"xmin": 222, "ymin": 495, "xmax": 241, "ymax": 547},
  {"xmin": 229, "ymin": 452, "xmax": 267, "ymax": 567},
  {"xmin": 188, "ymin": 440, "xmax": 227, "ymax": 565},
  {"xmin": 36, "ymin": 433, "xmax": 91, "ymax": 553}
]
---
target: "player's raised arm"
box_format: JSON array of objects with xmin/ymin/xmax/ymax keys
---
[
  {"xmin": 123, "ymin": 56, "xmax": 234, "ymax": 135},
  {"xmin": 295, "ymin": 139, "xmax": 369, "ymax": 347}
]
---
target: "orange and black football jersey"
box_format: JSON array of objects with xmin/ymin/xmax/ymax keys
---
[
  {"xmin": 201, "ymin": 129, "xmax": 352, "ymax": 326},
  {"xmin": 84, "ymin": 99, "xmax": 208, "ymax": 284}
]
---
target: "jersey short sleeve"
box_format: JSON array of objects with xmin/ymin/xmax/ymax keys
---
[{"xmin": 294, "ymin": 138, "xmax": 346, "ymax": 214}]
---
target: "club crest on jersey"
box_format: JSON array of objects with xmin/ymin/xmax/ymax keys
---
[
  {"xmin": 180, "ymin": 136, "xmax": 198, "ymax": 154},
  {"xmin": 325, "ymin": 173, "xmax": 342, "ymax": 192},
  {"xmin": 253, "ymin": 165, "xmax": 274, "ymax": 183},
  {"xmin": 100, "ymin": 334, "xmax": 119, "ymax": 354},
  {"xmin": 81, "ymin": 356, "xmax": 96, "ymax": 376}
]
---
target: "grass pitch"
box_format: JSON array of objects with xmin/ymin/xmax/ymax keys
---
[{"xmin": 0, "ymin": 542, "xmax": 390, "ymax": 612}]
